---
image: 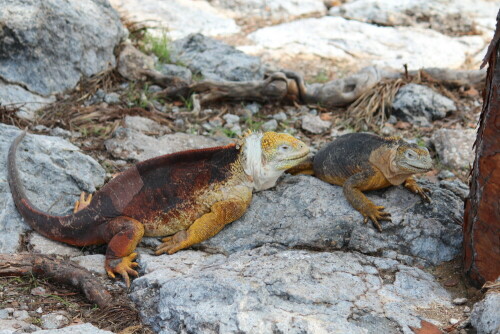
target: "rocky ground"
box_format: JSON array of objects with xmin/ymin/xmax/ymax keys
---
[{"xmin": 1, "ymin": 0, "xmax": 499, "ymax": 333}]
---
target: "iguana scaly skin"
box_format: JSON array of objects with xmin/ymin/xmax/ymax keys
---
[
  {"xmin": 8, "ymin": 131, "xmax": 309, "ymax": 286},
  {"xmin": 303, "ymin": 133, "xmax": 432, "ymax": 231}
]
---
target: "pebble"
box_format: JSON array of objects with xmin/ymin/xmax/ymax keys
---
[
  {"xmin": 245, "ymin": 102, "xmax": 261, "ymax": 115},
  {"xmin": 41, "ymin": 313, "xmax": 70, "ymax": 329},
  {"xmin": 453, "ymin": 297, "xmax": 468, "ymax": 305},
  {"xmin": 30, "ymin": 286, "xmax": 47, "ymax": 296},
  {"xmin": 273, "ymin": 111, "xmax": 287, "ymax": 121},
  {"xmin": 223, "ymin": 113, "xmax": 240, "ymax": 125},
  {"xmin": 463, "ymin": 306, "xmax": 471, "ymax": 313},
  {"xmin": 450, "ymin": 318, "xmax": 459, "ymax": 325},
  {"xmin": 36, "ymin": 307, "xmax": 43, "ymax": 314},
  {"xmin": 262, "ymin": 119, "xmax": 278, "ymax": 131},
  {"xmin": 0, "ymin": 309, "xmax": 12, "ymax": 319},
  {"xmin": 104, "ymin": 92, "xmax": 121, "ymax": 104},
  {"xmin": 438, "ymin": 170, "xmax": 455, "ymax": 180},
  {"xmin": 13, "ymin": 310, "xmax": 29, "ymax": 321},
  {"xmin": 301, "ymin": 114, "xmax": 331, "ymax": 134}
]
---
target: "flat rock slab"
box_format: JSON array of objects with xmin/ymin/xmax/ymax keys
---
[
  {"xmin": 109, "ymin": 0, "xmax": 240, "ymax": 40},
  {"xmin": 131, "ymin": 246, "xmax": 453, "ymax": 334},
  {"xmin": 246, "ymin": 16, "xmax": 484, "ymax": 71},
  {"xmin": 0, "ymin": 124, "xmax": 105, "ymax": 253},
  {"xmin": 329, "ymin": 0, "xmax": 498, "ymax": 37},
  {"xmin": 201, "ymin": 175, "xmax": 463, "ymax": 266},
  {"xmin": 211, "ymin": 0, "xmax": 327, "ymax": 20},
  {"xmin": 105, "ymin": 127, "xmax": 232, "ymax": 161},
  {"xmin": 0, "ymin": 0, "xmax": 125, "ymax": 96}
]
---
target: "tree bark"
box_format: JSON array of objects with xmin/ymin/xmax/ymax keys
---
[
  {"xmin": 0, "ymin": 253, "xmax": 112, "ymax": 308},
  {"xmin": 463, "ymin": 10, "xmax": 500, "ymax": 287}
]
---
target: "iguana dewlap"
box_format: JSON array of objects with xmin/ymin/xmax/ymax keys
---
[
  {"xmin": 8, "ymin": 131, "xmax": 309, "ymax": 287},
  {"xmin": 312, "ymin": 133, "xmax": 432, "ymax": 231}
]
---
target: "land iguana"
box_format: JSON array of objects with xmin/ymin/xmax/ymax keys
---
[
  {"xmin": 8, "ymin": 131, "xmax": 309, "ymax": 286},
  {"xmin": 291, "ymin": 133, "xmax": 432, "ymax": 231}
]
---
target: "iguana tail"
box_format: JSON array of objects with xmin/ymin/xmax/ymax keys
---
[{"xmin": 7, "ymin": 132, "xmax": 106, "ymax": 246}]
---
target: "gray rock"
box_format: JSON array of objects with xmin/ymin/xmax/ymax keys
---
[
  {"xmin": 211, "ymin": 0, "xmax": 327, "ymax": 20},
  {"xmin": 261, "ymin": 119, "xmax": 278, "ymax": 132},
  {"xmin": 245, "ymin": 102, "xmax": 261, "ymax": 115},
  {"xmin": 0, "ymin": 309, "xmax": 11, "ymax": 320},
  {"xmin": 32, "ymin": 323, "xmax": 114, "ymax": 334},
  {"xmin": 28, "ymin": 233, "xmax": 83, "ymax": 257},
  {"xmin": 432, "ymin": 128, "xmax": 476, "ymax": 169},
  {"xmin": 109, "ymin": 0, "xmax": 240, "ymax": 40},
  {"xmin": 12, "ymin": 310, "xmax": 29, "ymax": 321},
  {"xmin": 103, "ymin": 92, "xmax": 121, "ymax": 105},
  {"xmin": 0, "ymin": 124, "xmax": 106, "ymax": 253},
  {"xmin": 392, "ymin": 84, "xmax": 457, "ymax": 124},
  {"xmin": 0, "ymin": 319, "xmax": 39, "ymax": 334},
  {"xmin": 131, "ymin": 246, "xmax": 452, "ymax": 334},
  {"xmin": 273, "ymin": 111, "xmax": 287, "ymax": 121},
  {"xmin": 158, "ymin": 64, "xmax": 193, "ymax": 82},
  {"xmin": 0, "ymin": 0, "xmax": 126, "ymax": 96},
  {"xmin": 301, "ymin": 114, "xmax": 331, "ymax": 134},
  {"xmin": 123, "ymin": 115, "xmax": 171, "ymax": 135},
  {"xmin": 439, "ymin": 179, "xmax": 469, "ymax": 200},
  {"xmin": 48, "ymin": 128, "xmax": 73, "ymax": 139},
  {"xmin": 471, "ymin": 289, "xmax": 500, "ymax": 334},
  {"xmin": 71, "ymin": 254, "xmax": 106, "ymax": 276},
  {"xmin": 201, "ymin": 175, "xmax": 462, "ymax": 266},
  {"xmin": 222, "ymin": 114, "xmax": 240, "ymax": 125},
  {"xmin": 0, "ymin": 81, "xmax": 55, "ymax": 115},
  {"xmin": 40, "ymin": 313, "xmax": 69, "ymax": 330},
  {"xmin": 117, "ymin": 43, "xmax": 155, "ymax": 81},
  {"xmin": 453, "ymin": 297, "xmax": 468, "ymax": 305},
  {"xmin": 170, "ymin": 34, "xmax": 264, "ymax": 82},
  {"xmin": 105, "ymin": 128, "xmax": 232, "ymax": 161}
]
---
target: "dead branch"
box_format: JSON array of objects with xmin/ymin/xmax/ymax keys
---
[{"xmin": 0, "ymin": 253, "xmax": 112, "ymax": 308}]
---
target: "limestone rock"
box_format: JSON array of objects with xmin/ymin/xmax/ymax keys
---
[
  {"xmin": 158, "ymin": 63, "xmax": 193, "ymax": 82},
  {"xmin": 211, "ymin": 0, "xmax": 327, "ymax": 20},
  {"xmin": 117, "ymin": 43, "xmax": 155, "ymax": 81},
  {"xmin": 432, "ymin": 128, "xmax": 476, "ymax": 169},
  {"xmin": 471, "ymin": 286, "xmax": 500, "ymax": 334},
  {"xmin": 246, "ymin": 16, "xmax": 485, "ymax": 71},
  {"xmin": 28, "ymin": 233, "xmax": 83, "ymax": 257},
  {"xmin": 104, "ymin": 127, "xmax": 232, "ymax": 161},
  {"xmin": 202, "ymin": 175, "xmax": 462, "ymax": 266},
  {"xmin": 131, "ymin": 246, "xmax": 453, "ymax": 334},
  {"xmin": 109, "ymin": 0, "xmax": 240, "ymax": 40},
  {"xmin": 32, "ymin": 323, "xmax": 114, "ymax": 334},
  {"xmin": 71, "ymin": 254, "xmax": 107, "ymax": 276},
  {"xmin": 392, "ymin": 84, "xmax": 457, "ymax": 126},
  {"xmin": 170, "ymin": 34, "xmax": 264, "ymax": 82},
  {"xmin": 0, "ymin": 0, "xmax": 126, "ymax": 96},
  {"xmin": 0, "ymin": 124, "xmax": 106, "ymax": 253},
  {"xmin": 301, "ymin": 114, "xmax": 331, "ymax": 134},
  {"xmin": 40, "ymin": 313, "xmax": 70, "ymax": 330},
  {"xmin": 329, "ymin": 0, "xmax": 499, "ymax": 37},
  {"xmin": 0, "ymin": 81, "xmax": 55, "ymax": 117}
]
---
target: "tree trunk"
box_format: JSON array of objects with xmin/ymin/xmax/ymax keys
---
[{"xmin": 463, "ymin": 10, "xmax": 500, "ymax": 287}]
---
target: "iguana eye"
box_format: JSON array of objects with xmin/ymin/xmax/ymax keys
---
[
  {"xmin": 405, "ymin": 150, "xmax": 417, "ymax": 160},
  {"xmin": 278, "ymin": 144, "xmax": 291, "ymax": 152}
]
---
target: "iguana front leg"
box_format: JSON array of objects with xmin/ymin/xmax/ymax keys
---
[
  {"xmin": 343, "ymin": 169, "xmax": 392, "ymax": 232},
  {"xmin": 156, "ymin": 196, "xmax": 252, "ymax": 255},
  {"xmin": 403, "ymin": 177, "xmax": 431, "ymax": 202}
]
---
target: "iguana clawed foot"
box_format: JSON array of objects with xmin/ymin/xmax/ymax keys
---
[
  {"xmin": 361, "ymin": 204, "xmax": 392, "ymax": 232},
  {"xmin": 74, "ymin": 192, "xmax": 93, "ymax": 213},
  {"xmin": 404, "ymin": 179, "xmax": 432, "ymax": 203},
  {"xmin": 105, "ymin": 252, "xmax": 139, "ymax": 288},
  {"xmin": 155, "ymin": 230, "xmax": 188, "ymax": 255}
]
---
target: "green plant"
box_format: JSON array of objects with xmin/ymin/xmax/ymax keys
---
[
  {"xmin": 179, "ymin": 95, "xmax": 193, "ymax": 110},
  {"xmin": 143, "ymin": 32, "xmax": 171, "ymax": 64}
]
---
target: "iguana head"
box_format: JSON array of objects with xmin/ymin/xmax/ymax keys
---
[
  {"xmin": 394, "ymin": 142, "xmax": 433, "ymax": 174},
  {"xmin": 242, "ymin": 131, "xmax": 309, "ymax": 191}
]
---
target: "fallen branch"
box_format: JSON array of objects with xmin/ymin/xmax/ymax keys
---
[{"xmin": 0, "ymin": 253, "xmax": 112, "ymax": 308}]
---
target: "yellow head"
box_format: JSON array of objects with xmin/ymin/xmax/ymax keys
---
[
  {"xmin": 242, "ymin": 131, "xmax": 309, "ymax": 191},
  {"xmin": 394, "ymin": 141, "xmax": 433, "ymax": 173}
]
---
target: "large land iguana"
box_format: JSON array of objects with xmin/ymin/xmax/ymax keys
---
[
  {"xmin": 291, "ymin": 133, "xmax": 432, "ymax": 231},
  {"xmin": 8, "ymin": 131, "xmax": 309, "ymax": 286}
]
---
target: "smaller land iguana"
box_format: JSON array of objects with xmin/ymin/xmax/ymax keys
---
[
  {"xmin": 293, "ymin": 133, "xmax": 432, "ymax": 231},
  {"xmin": 8, "ymin": 131, "xmax": 309, "ymax": 286}
]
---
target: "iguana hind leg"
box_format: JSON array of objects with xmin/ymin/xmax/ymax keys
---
[
  {"xmin": 73, "ymin": 192, "xmax": 93, "ymax": 213},
  {"xmin": 99, "ymin": 216, "xmax": 144, "ymax": 287},
  {"xmin": 343, "ymin": 170, "xmax": 392, "ymax": 232},
  {"xmin": 156, "ymin": 196, "xmax": 251, "ymax": 255}
]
